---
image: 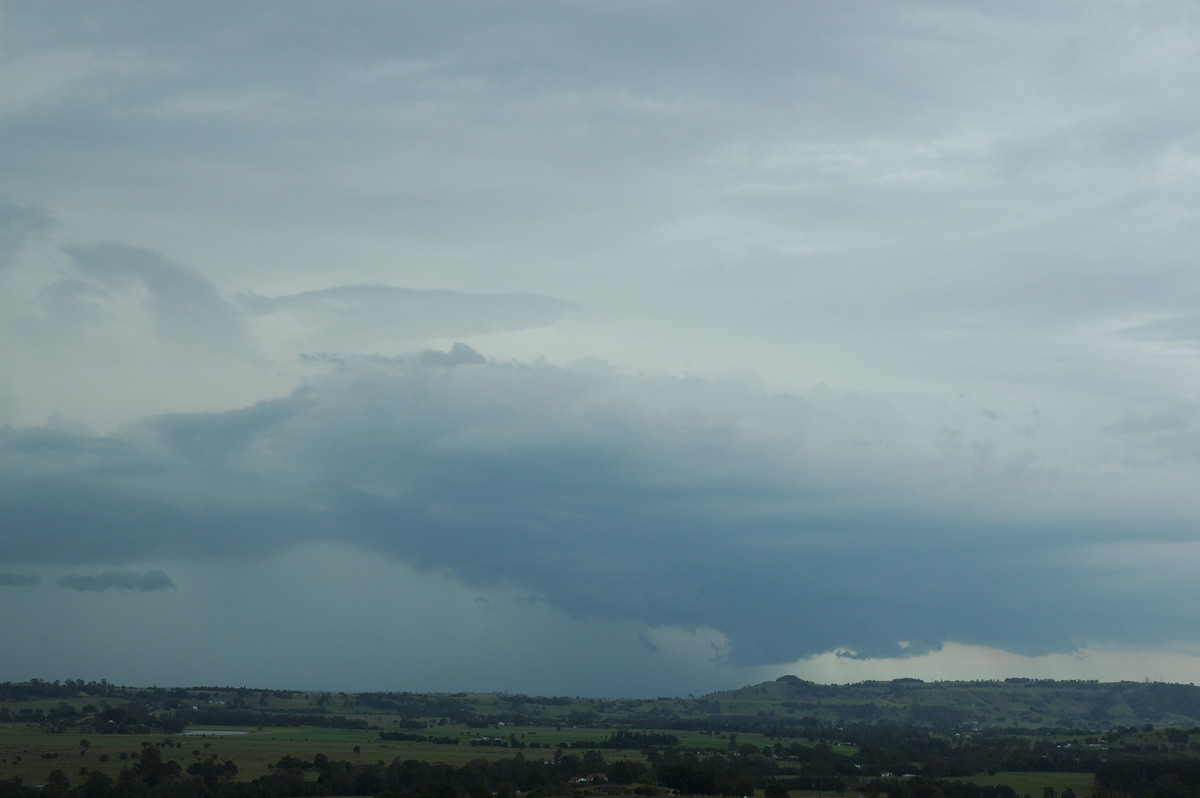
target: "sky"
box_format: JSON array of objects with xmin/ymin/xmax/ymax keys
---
[{"xmin": 3, "ymin": 1, "xmax": 1200, "ymax": 698}]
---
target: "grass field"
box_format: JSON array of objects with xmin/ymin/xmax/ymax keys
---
[
  {"xmin": 955, "ymin": 772, "xmax": 1095, "ymax": 796},
  {"xmin": 0, "ymin": 721, "xmax": 1100, "ymax": 795},
  {"xmin": 0, "ymin": 723, "xmax": 717, "ymax": 785}
]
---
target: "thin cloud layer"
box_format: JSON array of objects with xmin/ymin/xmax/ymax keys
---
[
  {"xmin": 238, "ymin": 285, "xmax": 579, "ymax": 352},
  {"xmin": 0, "ymin": 197, "xmax": 53, "ymax": 264},
  {"xmin": 64, "ymin": 244, "xmax": 249, "ymax": 353},
  {"xmin": 56, "ymin": 569, "xmax": 176, "ymax": 593}
]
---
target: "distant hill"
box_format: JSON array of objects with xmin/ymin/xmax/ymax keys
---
[
  {"xmin": 6, "ymin": 676, "xmax": 1200, "ymax": 731},
  {"xmin": 691, "ymin": 676, "xmax": 1200, "ymax": 730},
  {"xmin": 456, "ymin": 677, "xmax": 1200, "ymax": 731}
]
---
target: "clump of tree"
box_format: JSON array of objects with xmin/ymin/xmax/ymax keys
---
[
  {"xmin": 563, "ymin": 730, "xmax": 679, "ymax": 749},
  {"xmin": 177, "ymin": 707, "xmax": 370, "ymax": 730},
  {"xmin": 379, "ymin": 731, "xmax": 460, "ymax": 744}
]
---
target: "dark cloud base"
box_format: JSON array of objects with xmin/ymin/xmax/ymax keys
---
[{"xmin": 1, "ymin": 350, "xmax": 1195, "ymax": 665}]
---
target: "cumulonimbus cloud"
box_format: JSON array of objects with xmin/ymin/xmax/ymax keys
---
[
  {"xmin": 56, "ymin": 569, "xmax": 176, "ymax": 593},
  {"xmin": 3, "ymin": 347, "xmax": 1199, "ymax": 665}
]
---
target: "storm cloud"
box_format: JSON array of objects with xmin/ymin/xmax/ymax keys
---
[
  {"xmin": 5, "ymin": 349, "xmax": 1199, "ymax": 666},
  {"xmin": 3, "ymin": 0, "xmax": 1200, "ymax": 693}
]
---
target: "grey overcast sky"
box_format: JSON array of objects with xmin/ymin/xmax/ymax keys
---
[{"xmin": 4, "ymin": 0, "xmax": 1200, "ymax": 697}]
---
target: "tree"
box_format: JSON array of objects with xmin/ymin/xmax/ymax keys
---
[
  {"xmin": 81, "ymin": 770, "xmax": 113, "ymax": 798},
  {"xmin": 765, "ymin": 781, "xmax": 790, "ymax": 798},
  {"xmin": 45, "ymin": 770, "xmax": 71, "ymax": 798},
  {"xmin": 135, "ymin": 744, "xmax": 179, "ymax": 787}
]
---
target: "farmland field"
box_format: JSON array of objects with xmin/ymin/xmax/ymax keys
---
[
  {"xmin": 4, "ymin": 678, "xmax": 1200, "ymax": 797},
  {"xmin": 0, "ymin": 723, "xmax": 766, "ymax": 784}
]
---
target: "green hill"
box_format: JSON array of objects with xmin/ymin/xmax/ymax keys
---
[{"xmin": 694, "ymin": 677, "xmax": 1200, "ymax": 730}]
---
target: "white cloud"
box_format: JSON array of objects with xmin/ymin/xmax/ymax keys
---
[{"xmin": 783, "ymin": 642, "xmax": 1200, "ymax": 687}]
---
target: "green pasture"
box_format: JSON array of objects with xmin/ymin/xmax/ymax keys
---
[
  {"xmin": 0, "ymin": 722, "xmax": 710, "ymax": 786},
  {"xmin": 955, "ymin": 772, "xmax": 1095, "ymax": 796},
  {"xmin": 0, "ymin": 713, "xmax": 868, "ymax": 788},
  {"xmin": 0, "ymin": 726, "xmax": 374, "ymax": 784},
  {"xmin": 0, "ymin": 724, "xmax": 1131, "ymax": 798}
]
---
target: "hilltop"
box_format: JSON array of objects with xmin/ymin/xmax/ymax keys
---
[
  {"xmin": 7, "ymin": 676, "xmax": 1200, "ymax": 732},
  {"xmin": 702, "ymin": 676, "xmax": 1200, "ymax": 730}
]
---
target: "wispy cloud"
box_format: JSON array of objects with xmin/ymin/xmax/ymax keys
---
[
  {"xmin": 0, "ymin": 197, "xmax": 53, "ymax": 264},
  {"xmin": 57, "ymin": 570, "xmax": 176, "ymax": 593}
]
